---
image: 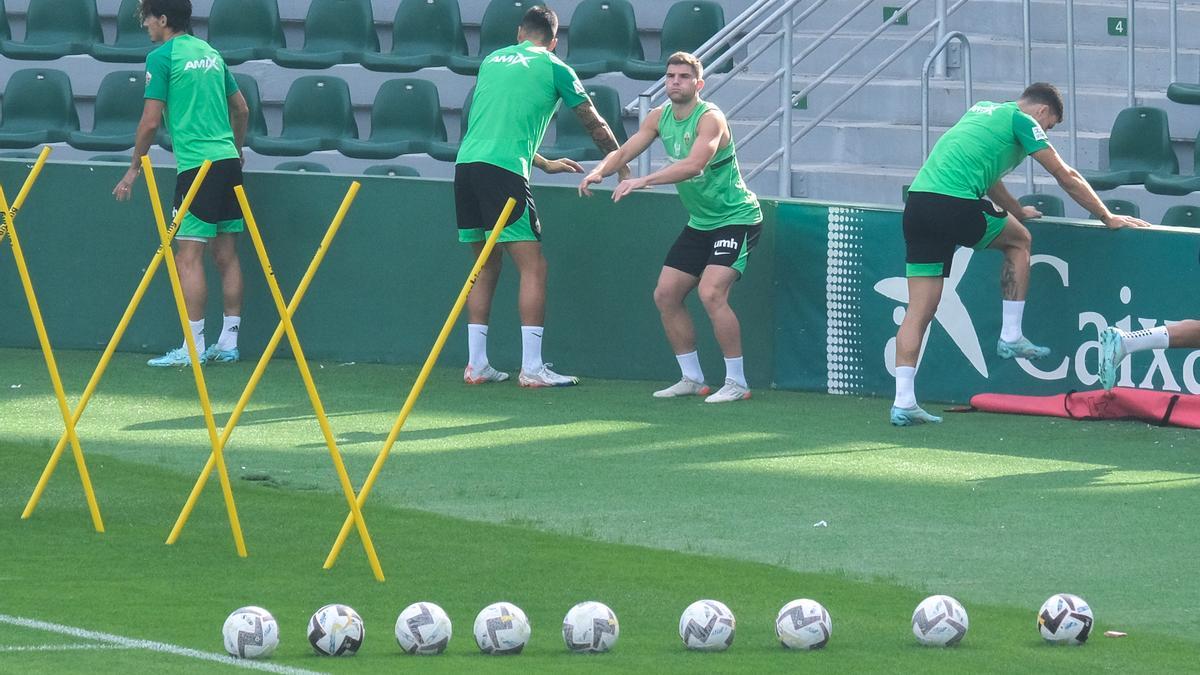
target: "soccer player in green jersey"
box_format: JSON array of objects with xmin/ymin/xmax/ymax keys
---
[
  {"xmin": 579, "ymin": 52, "xmax": 763, "ymax": 403},
  {"xmin": 456, "ymin": 6, "xmax": 625, "ymax": 388},
  {"xmin": 891, "ymin": 83, "xmax": 1150, "ymax": 425},
  {"xmin": 114, "ymin": 0, "xmax": 249, "ymax": 367},
  {"xmin": 1099, "ymin": 321, "xmax": 1200, "ymax": 390}
]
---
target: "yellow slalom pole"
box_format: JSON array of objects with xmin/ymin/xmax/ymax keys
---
[
  {"xmin": 2, "ymin": 150, "xmax": 107, "ymax": 532},
  {"xmin": 167, "ymin": 182, "xmax": 360, "ymax": 545},
  {"xmin": 23, "ymin": 155, "xmax": 213, "ymax": 520},
  {"xmin": 325, "ymin": 197, "xmax": 516, "ymax": 569},
  {"xmin": 234, "ymin": 185, "xmax": 385, "ymax": 580},
  {"xmin": 141, "ymin": 156, "xmax": 247, "ymax": 558},
  {"xmin": 0, "ymin": 146, "xmax": 52, "ymax": 245}
]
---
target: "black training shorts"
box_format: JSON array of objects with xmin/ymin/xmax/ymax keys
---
[
  {"xmin": 663, "ymin": 223, "xmax": 763, "ymax": 277},
  {"xmin": 173, "ymin": 157, "xmax": 244, "ymax": 232},
  {"xmin": 454, "ymin": 162, "xmax": 540, "ymax": 243},
  {"xmin": 902, "ymin": 191, "xmax": 1009, "ymax": 277}
]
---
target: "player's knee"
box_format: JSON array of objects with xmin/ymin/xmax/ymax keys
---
[
  {"xmin": 653, "ymin": 283, "xmax": 680, "ymax": 310},
  {"xmin": 1006, "ymin": 224, "xmax": 1033, "ymax": 252},
  {"xmin": 697, "ymin": 282, "xmax": 729, "ymax": 310}
]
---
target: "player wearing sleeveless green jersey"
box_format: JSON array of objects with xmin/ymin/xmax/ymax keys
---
[
  {"xmin": 580, "ymin": 53, "xmax": 763, "ymax": 403},
  {"xmin": 114, "ymin": 0, "xmax": 250, "ymax": 368},
  {"xmin": 456, "ymin": 6, "xmax": 625, "ymax": 389},
  {"xmin": 891, "ymin": 83, "xmax": 1150, "ymax": 426}
]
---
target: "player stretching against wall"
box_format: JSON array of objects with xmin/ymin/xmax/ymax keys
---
[
  {"xmin": 891, "ymin": 83, "xmax": 1150, "ymax": 425},
  {"xmin": 1099, "ymin": 321, "xmax": 1200, "ymax": 389},
  {"xmin": 456, "ymin": 6, "xmax": 625, "ymax": 387},
  {"xmin": 579, "ymin": 52, "xmax": 763, "ymax": 403}
]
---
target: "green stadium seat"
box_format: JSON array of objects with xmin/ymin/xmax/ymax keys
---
[
  {"xmin": 1160, "ymin": 204, "xmax": 1200, "ymax": 228},
  {"xmin": 0, "ymin": 0, "xmax": 103, "ymax": 60},
  {"xmin": 338, "ymin": 79, "xmax": 447, "ymax": 160},
  {"xmin": 275, "ymin": 160, "xmax": 330, "ymax": 173},
  {"xmin": 1145, "ymin": 129, "xmax": 1200, "ymax": 196},
  {"xmin": 1017, "ymin": 193, "xmax": 1065, "ymax": 217},
  {"xmin": 91, "ymin": 0, "xmax": 154, "ymax": 63},
  {"xmin": 364, "ymin": 164, "xmax": 420, "ymax": 177},
  {"xmin": 538, "ymin": 85, "xmax": 627, "ymax": 161},
  {"xmin": 272, "ymin": 0, "xmax": 379, "ymax": 70},
  {"xmin": 0, "ymin": 69, "xmax": 79, "ymax": 148},
  {"xmin": 248, "ymin": 76, "xmax": 357, "ymax": 156},
  {"xmin": 66, "ymin": 71, "xmax": 145, "ymax": 151},
  {"xmin": 1167, "ymin": 82, "xmax": 1200, "ymax": 106},
  {"xmin": 428, "ymin": 86, "xmax": 474, "ymax": 162},
  {"xmin": 1081, "ymin": 107, "xmax": 1178, "ymax": 190},
  {"xmin": 1103, "ymin": 199, "xmax": 1140, "ymax": 218},
  {"xmin": 361, "ymin": 0, "xmax": 467, "ymax": 73},
  {"xmin": 624, "ymin": 1, "xmax": 727, "ymax": 80},
  {"xmin": 565, "ymin": 0, "xmax": 644, "ymax": 79},
  {"xmin": 88, "ymin": 154, "xmax": 132, "ymax": 163},
  {"xmin": 206, "ymin": 0, "xmax": 286, "ymax": 65},
  {"xmin": 448, "ymin": 0, "xmax": 541, "ymax": 76}
]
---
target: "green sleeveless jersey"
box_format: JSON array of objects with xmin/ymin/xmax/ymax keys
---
[
  {"xmin": 144, "ymin": 34, "xmax": 240, "ymax": 172},
  {"xmin": 658, "ymin": 100, "xmax": 761, "ymax": 231}
]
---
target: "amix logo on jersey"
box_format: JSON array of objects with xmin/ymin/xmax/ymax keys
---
[
  {"xmin": 490, "ymin": 53, "xmax": 532, "ymax": 68},
  {"xmin": 184, "ymin": 55, "xmax": 220, "ymax": 71}
]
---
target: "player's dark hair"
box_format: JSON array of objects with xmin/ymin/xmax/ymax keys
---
[
  {"xmin": 520, "ymin": 6, "xmax": 558, "ymax": 44},
  {"xmin": 1020, "ymin": 82, "xmax": 1064, "ymax": 121},
  {"xmin": 667, "ymin": 52, "xmax": 704, "ymax": 80},
  {"xmin": 139, "ymin": 0, "xmax": 192, "ymax": 32}
]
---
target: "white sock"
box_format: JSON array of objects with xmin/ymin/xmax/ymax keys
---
[
  {"xmin": 1122, "ymin": 325, "xmax": 1170, "ymax": 355},
  {"xmin": 1000, "ymin": 300, "xmax": 1025, "ymax": 342},
  {"xmin": 676, "ymin": 351, "xmax": 704, "ymax": 383},
  {"xmin": 724, "ymin": 356, "xmax": 747, "ymax": 388},
  {"xmin": 894, "ymin": 365, "xmax": 917, "ymax": 408},
  {"xmin": 216, "ymin": 315, "xmax": 240, "ymax": 351},
  {"xmin": 187, "ymin": 319, "xmax": 205, "ymax": 354},
  {"xmin": 521, "ymin": 326, "xmax": 544, "ymax": 373},
  {"xmin": 467, "ymin": 323, "xmax": 489, "ymax": 369}
]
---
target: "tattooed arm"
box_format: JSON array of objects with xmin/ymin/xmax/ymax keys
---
[{"xmin": 573, "ymin": 101, "xmax": 630, "ymax": 180}]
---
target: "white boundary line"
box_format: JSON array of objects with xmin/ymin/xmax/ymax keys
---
[
  {"xmin": 0, "ymin": 615, "xmax": 324, "ymax": 674},
  {"xmin": 0, "ymin": 644, "xmax": 132, "ymax": 652}
]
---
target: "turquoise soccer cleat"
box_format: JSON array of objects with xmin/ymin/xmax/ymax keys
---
[
  {"xmin": 147, "ymin": 346, "xmax": 202, "ymax": 367},
  {"xmin": 890, "ymin": 404, "xmax": 943, "ymax": 426},
  {"xmin": 1098, "ymin": 326, "xmax": 1127, "ymax": 391},
  {"xmin": 202, "ymin": 345, "xmax": 240, "ymax": 364},
  {"xmin": 996, "ymin": 337, "xmax": 1051, "ymax": 360}
]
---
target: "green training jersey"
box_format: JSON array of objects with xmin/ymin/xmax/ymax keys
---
[
  {"xmin": 456, "ymin": 40, "xmax": 589, "ymax": 179},
  {"xmin": 658, "ymin": 100, "xmax": 762, "ymax": 231},
  {"xmin": 909, "ymin": 101, "xmax": 1051, "ymax": 199},
  {"xmin": 144, "ymin": 34, "xmax": 240, "ymax": 172}
]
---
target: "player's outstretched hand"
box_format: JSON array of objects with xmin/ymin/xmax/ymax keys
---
[
  {"xmin": 612, "ymin": 177, "xmax": 647, "ymax": 203},
  {"xmin": 1019, "ymin": 205, "xmax": 1042, "ymax": 221},
  {"xmin": 579, "ymin": 171, "xmax": 604, "ymax": 197},
  {"xmin": 1104, "ymin": 214, "xmax": 1151, "ymax": 229},
  {"xmin": 112, "ymin": 168, "xmax": 137, "ymax": 202},
  {"xmin": 541, "ymin": 157, "xmax": 584, "ymax": 174}
]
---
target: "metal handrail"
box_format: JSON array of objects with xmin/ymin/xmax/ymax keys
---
[
  {"xmin": 1170, "ymin": 0, "xmax": 1178, "ymax": 83},
  {"xmin": 921, "ymin": 32, "xmax": 972, "ymax": 159},
  {"xmin": 1022, "ymin": 0, "xmax": 1032, "ymax": 192},
  {"xmin": 745, "ymin": 0, "xmax": 970, "ymax": 183}
]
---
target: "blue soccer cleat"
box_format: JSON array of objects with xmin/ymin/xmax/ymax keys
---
[
  {"xmin": 202, "ymin": 344, "xmax": 240, "ymax": 364},
  {"xmin": 1098, "ymin": 326, "xmax": 1127, "ymax": 391},
  {"xmin": 147, "ymin": 346, "xmax": 202, "ymax": 367},
  {"xmin": 997, "ymin": 337, "xmax": 1051, "ymax": 360},
  {"xmin": 890, "ymin": 404, "xmax": 943, "ymax": 426}
]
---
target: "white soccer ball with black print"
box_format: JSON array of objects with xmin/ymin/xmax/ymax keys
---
[
  {"xmin": 307, "ymin": 604, "xmax": 364, "ymax": 656},
  {"xmin": 775, "ymin": 598, "xmax": 831, "ymax": 650},
  {"xmin": 394, "ymin": 601, "xmax": 452, "ymax": 655},
  {"xmin": 678, "ymin": 599, "xmax": 736, "ymax": 651},
  {"xmin": 912, "ymin": 595, "xmax": 968, "ymax": 646},
  {"xmin": 473, "ymin": 602, "xmax": 531, "ymax": 655},
  {"xmin": 562, "ymin": 601, "xmax": 619, "ymax": 653},
  {"xmin": 221, "ymin": 606, "xmax": 279, "ymax": 659},
  {"xmin": 1038, "ymin": 593, "xmax": 1094, "ymax": 645}
]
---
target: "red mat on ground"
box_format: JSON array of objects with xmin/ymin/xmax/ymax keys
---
[{"xmin": 968, "ymin": 388, "xmax": 1200, "ymax": 429}]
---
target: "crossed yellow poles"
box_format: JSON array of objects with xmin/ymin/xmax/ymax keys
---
[{"xmin": 10, "ymin": 150, "xmax": 516, "ymax": 582}]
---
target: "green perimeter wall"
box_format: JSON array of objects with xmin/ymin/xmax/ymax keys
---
[{"xmin": 0, "ymin": 161, "xmax": 778, "ymax": 385}]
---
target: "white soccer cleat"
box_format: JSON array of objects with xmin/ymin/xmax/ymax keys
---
[
  {"xmin": 518, "ymin": 363, "xmax": 579, "ymax": 387},
  {"xmin": 653, "ymin": 377, "xmax": 712, "ymax": 398},
  {"xmin": 704, "ymin": 378, "xmax": 751, "ymax": 403},
  {"xmin": 464, "ymin": 364, "xmax": 509, "ymax": 385}
]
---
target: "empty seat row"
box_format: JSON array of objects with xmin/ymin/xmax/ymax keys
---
[
  {"xmin": 1018, "ymin": 193, "xmax": 1200, "ymax": 228},
  {"xmin": 1081, "ymin": 106, "xmax": 1200, "ymax": 196},
  {"xmin": 0, "ymin": 0, "xmax": 726, "ymax": 80},
  {"xmin": 0, "ymin": 67, "xmax": 627, "ymax": 162}
]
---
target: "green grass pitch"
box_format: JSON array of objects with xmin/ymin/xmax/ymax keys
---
[{"xmin": 1, "ymin": 347, "xmax": 1196, "ymax": 672}]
